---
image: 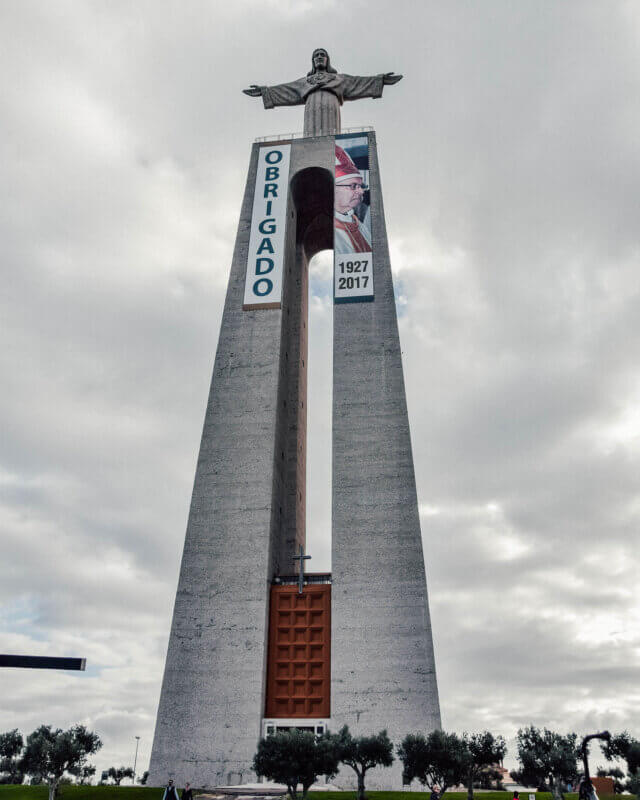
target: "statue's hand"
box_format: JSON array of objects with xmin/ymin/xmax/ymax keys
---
[
  {"xmin": 243, "ymin": 85, "xmax": 263, "ymax": 97},
  {"xmin": 383, "ymin": 72, "xmax": 403, "ymax": 85}
]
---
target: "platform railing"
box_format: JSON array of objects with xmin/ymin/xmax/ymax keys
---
[{"xmin": 255, "ymin": 125, "xmax": 373, "ymax": 143}]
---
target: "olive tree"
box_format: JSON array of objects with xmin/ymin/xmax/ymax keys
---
[
  {"xmin": 253, "ymin": 729, "xmax": 339, "ymax": 800},
  {"xmin": 604, "ymin": 733, "xmax": 640, "ymax": 784},
  {"xmin": 335, "ymin": 726, "xmax": 394, "ymax": 800},
  {"xmin": 77, "ymin": 765, "xmax": 96, "ymax": 785},
  {"xmin": 20, "ymin": 725, "xmax": 102, "ymax": 800},
  {"xmin": 627, "ymin": 770, "xmax": 640, "ymax": 798},
  {"xmin": 515, "ymin": 726, "xmax": 579, "ymax": 800},
  {"xmin": 462, "ymin": 731, "xmax": 507, "ymax": 800},
  {"xmin": 397, "ymin": 730, "xmax": 468, "ymax": 797},
  {"xmin": 107, "ymin": 766, "xmax": 134, "ymax": 785},
  {"xmin": 0, "ymin": 729, "xmax": 24, "ymax": 784},
  {"xmin": 603, "ymin": 733, "xmax": 640, "ymax": 794}
]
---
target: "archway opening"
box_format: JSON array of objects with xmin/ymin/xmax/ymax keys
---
[
  {"xmin": 289, "ymin": 167, "xmax": 334, "ymax": 575},
  {"xmin": 306, "ymin": 249, "xmax": 333, "ymax": 573}
]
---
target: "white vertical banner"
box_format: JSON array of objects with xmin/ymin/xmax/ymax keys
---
[
  {"xmin": 333, "ymin": 134, "xmax": 374, "ymax": 304},
  {"xmin": 243, "ymin": 144, "xmax": 291, "ymax": 310}
]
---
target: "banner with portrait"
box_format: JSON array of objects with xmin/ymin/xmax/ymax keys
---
[{"xmin": 333, "ymin": 133, "xmax": 374, "ymax": 303}]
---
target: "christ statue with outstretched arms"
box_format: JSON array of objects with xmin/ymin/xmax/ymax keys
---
[{"xmin": 243, "ymin": 48, "xmax": 402, "ymax": 136}]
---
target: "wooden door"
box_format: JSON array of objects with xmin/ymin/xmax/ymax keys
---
[{"xmin": 265, "ymin": 583, "xmax": 331, "ymax": 718}]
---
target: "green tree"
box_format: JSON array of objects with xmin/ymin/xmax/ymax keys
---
[
  {"xmin": 627, "ymin": 770, "xmax": 640, "ymax": 798},
  {"xmin": 20, "ymin": 725, "xmax": 102, "ymax": 800},
  {"xmin": 107, "ymin": 766, "xmax": 134, "ymax": 785},
  {"xmin": 509, "ymin": 768, "xmax": 540, "ymax": 790},
  {"xmin": 77, "ymin": 765, "xmax": 96, "ymax": 785},
  {"xmin": 138, "ymin": 771, "xmax": 150, "ymax": 785},
  {"xmin": 397, "ymin": 730, "xmax": 468, "ymax": 796},
  {"xmin": 462, "ymin": 731, "xmax": 507, "ymax": 800},
  {"xmin": 628, "ymin": 746, "xmax": 640, "ymax": 778},
  {"xmin": 515, "ymin": 726, "xmax": 579, "ymax": 800},
  {"xmin": 604, "ymin": 733, "xmax": 640, "ymax": 781},
  {"xmin": 476, "ymin": 765, "xmax": 504, "ymax": 790},
  {"xmin": 334, "ymin": 726, "xmax": 394, "ymax": 800},
  {"xmin": 253, "ymin": 729, "xmax": 340, "ymax": 800},
  {"xmin": 0, "ymin": 729, "xmax": 24, "ymax": 784}
]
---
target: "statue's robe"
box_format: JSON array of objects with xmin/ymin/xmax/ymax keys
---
[
  {"xmin": 259, "ymin": 71, "xmax": 386, "ymax": 135},
  {"xmin": 260, "ymin": 72, "xmax": 385, "ymax": 108}
]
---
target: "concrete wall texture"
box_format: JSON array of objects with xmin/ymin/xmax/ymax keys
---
[
  {"xmin": 148, "ymin": 132, "xmax": 440, "ymax": 790},
  {"xmin": 331, "ymin": 133, "xmax": 440, "ymax": 789}
]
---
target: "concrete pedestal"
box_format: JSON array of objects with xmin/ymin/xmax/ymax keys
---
[{"xmin": 149, "ymin": 132, "xmax": 439, "ymax": 790}]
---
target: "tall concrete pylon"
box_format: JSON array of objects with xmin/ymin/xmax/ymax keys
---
[{"xmin": 149, "ymin": 51, "xmax": 440, "ymax": 790}]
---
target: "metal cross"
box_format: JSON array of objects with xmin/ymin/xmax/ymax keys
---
[{"xmin": 292, "ymin": 544, "xmax": 311, "ymax": 594}]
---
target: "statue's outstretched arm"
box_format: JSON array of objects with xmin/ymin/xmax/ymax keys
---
[
  {"xmin": 342, "ymin": 72, "xmax": 402, "ymax": 102},
  {"xmin": 242, "ymin": 79, "xmax": 305, "ymax": 109}
]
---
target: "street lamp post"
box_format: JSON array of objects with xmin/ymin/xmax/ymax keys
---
[{"xmin": 133, "ymin": 736, "xmax": 140, "ymax": 785}]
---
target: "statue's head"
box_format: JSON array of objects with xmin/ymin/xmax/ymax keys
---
[{"xmin": 308, "ymin": 48, "xmax": 337, "ymax": 75}]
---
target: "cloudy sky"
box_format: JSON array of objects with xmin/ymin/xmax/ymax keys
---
[{"xmin": 2, "ymin": 0, "xmax": 639, "ymax": 779}]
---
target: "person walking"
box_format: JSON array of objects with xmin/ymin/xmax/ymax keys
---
[
  {"xmin": 162, "ymin": 779, "xmax": 179, "ymax": 800},
  {"xmin": 182, "ymin": 783, "xmax": 193, "ymax": 800}
]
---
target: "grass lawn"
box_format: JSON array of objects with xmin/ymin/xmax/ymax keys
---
[
  {"xmin": 0, "ymin": 788, "xmax": 159, "ymax": 800},
  {"xmin": 0, "ymin": 789, "xmax": 631, "ymax": 800},
  {"xmin": 308, "ymin": 795, "xmax": 558, "ymax": 800},
  {"xmin": 307, "ymin": 795, "xmax": 625, "ymax": 800}
]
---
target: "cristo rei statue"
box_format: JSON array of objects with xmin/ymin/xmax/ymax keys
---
[
  {"xmin": 243, "ymin": 47, "xmax": 402, "ymax": 136},
  {"xmin": 148, "ymin": 47, "xmax": 442, "ymax": 793}
]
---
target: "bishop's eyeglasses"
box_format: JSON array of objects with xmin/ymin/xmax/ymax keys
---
[{"xmin": 338, "ymin": 183, "xmax": 368, "ymax": 192}]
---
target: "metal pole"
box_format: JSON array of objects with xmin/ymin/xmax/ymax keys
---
[
  {"xmin": 0, "ymin": 654, "xmax": 86, "ymax": 670},
  {"xmin": 133, "ymin": 736, "xmax": 140, "ymax": 785},
  {"xmin": 579, "ymin": 731, "xmax": 610, "ymax": 800}
]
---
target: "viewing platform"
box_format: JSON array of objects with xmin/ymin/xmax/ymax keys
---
[{"xmin": 255, "ymin": 125, "xmax": 373, "ymax": 142}]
